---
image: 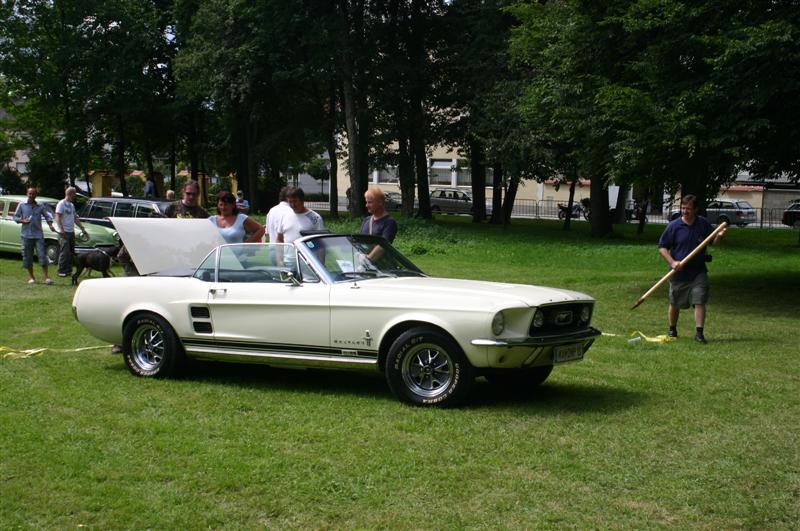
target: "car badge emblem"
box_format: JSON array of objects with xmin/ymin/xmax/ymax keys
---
[
  {"xmin": 362, "ymin": 330, "xmax": 372, "ymax": 347},
  {"xmin": 555, "ymin": 311, "xmax": 572, "ymax": 325}
]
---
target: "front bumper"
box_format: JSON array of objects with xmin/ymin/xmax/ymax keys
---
[
  {"xmin": 471, "ymin": 327, "xmax": 601, "ymax": 347},
  {"xmin": 471, "ymin": 327, "xmax": 601, "ymax": 369}
]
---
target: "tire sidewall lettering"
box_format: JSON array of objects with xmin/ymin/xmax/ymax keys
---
[
  {"xmin": 390, "ymin": 331, "xmax": 464, "ymax": 405},
  {"xmin": 125, "ymin": 315, "xmax": 166, "ymax": 376}
]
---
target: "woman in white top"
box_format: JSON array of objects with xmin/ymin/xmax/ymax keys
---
[{"xmin": 209, "ymin": 191, "xmax": 265, "ymax": 244}]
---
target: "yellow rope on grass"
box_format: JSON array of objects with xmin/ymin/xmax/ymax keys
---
[
  {"xmin": 0, "ymin": 345, "xmax": 112, "ymax": 360},
  {"xmin": 601, "ymin": 331, "xmax": 676, "ymax": 344}
]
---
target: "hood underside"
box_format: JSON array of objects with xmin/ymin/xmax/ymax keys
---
[{"xmin": 111, "ymin": 218, "xmax": 225, "ymax": 275}]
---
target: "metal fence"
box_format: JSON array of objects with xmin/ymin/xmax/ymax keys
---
[{"xmin": 308, "ymin": 197, "xmax": 795, "ymax": 230}]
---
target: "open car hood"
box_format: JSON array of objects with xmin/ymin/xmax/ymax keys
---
[{"xmin": 110, "ymin": 218, "xmax": 225, "ymax": 275}]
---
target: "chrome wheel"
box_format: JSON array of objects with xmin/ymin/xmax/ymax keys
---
[
  {"xmin": 123, "ymin": 313, "xmax": 184, "ymax": 378},
  {"xmin": 401, "ymin": 343, "xmax": 455, "ymax": 399},
  {"xmin": 130, "ymin": 323, "xmax": 166, "ymax": 372},
  {"xmin": 386, "ymin": 327, "xmax": 474, "ymax": 406}
]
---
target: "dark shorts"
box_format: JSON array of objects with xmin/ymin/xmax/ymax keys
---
[
  {"xmin": 669, "ymin": 272, "xmax": 709, "ymax": 309},
  {"xmin": 21, "ymin": 237, "xmax": 47, "ymax": 268}
]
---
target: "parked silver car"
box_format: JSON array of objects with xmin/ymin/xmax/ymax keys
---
[
  {"xmin": 669, "ymin": 198, "xmax": 757, "ymax": 226},
  {"xmin": 430, "ymin": 188, "xmax": 474, "ymax": 215},
  {"xmin": 706, "ymin": 199, "xmax": 757, "ymax": 226},
  {"xmin": 384, "ymin": 191, "xmax": 402, "ymax": 211}
]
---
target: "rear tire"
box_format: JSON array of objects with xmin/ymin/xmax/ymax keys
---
[
  {"xmin": 385, "ymin": 327, "xmax": 474, "ymax": 407},
  {"xmin": 123, "ymin": 313, "xmax": 185, "ymax": 378}
]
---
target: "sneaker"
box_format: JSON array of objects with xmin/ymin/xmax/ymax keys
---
[
  {"xmin": 694, "ymin": 333, "xmax": 707, "ymax": 344},
  {"xmin": 111, "ymin": 344, "xmax": 123, "ymax": 354},
  {"xmin": 27, "ymin": 278, "xmax": 36, "ymax": 284},
  {"xmin": 58, "ymin": 273, "xmax": 68, "ymax": 277},
  {"xmin": 44, "ymin": 278, "xmax": 54, "ymax": 285},
  {"xmin": 667, "ymin": 329, "xmax": 678, "ymax": 338}
]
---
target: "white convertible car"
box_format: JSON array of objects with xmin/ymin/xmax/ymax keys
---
[{"xmin": 73, "ymin": 218, "xmax": 601, "ymax": 406}]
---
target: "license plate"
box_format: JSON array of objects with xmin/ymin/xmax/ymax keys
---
[{"xmin": 553, "ymin": 343, "xmax": 583, "ymax": 363}]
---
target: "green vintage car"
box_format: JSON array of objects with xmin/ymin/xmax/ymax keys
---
[{"xmin": 0, "ymin": 194, "xmax": 120, "ymax": 263}]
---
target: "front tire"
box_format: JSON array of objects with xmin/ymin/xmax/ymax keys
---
[
  {"xmin": 385, "ymin": 327, "xmax": 474, "ymax": 407},
  {"xmin": 123, "ymin": 313, "xmax": 185, "ymax": 378}
]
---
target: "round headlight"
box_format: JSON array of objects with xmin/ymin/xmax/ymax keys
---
[
  {"xmin": 112, "ymin": 231, "xmax": 120, "ymax": 241},
  {"xmin": 76, "ymin": 231, "xmax": 90, "ymax": 242},
  {"xmin": 533, "ymin": 309, "xmax": 545, "ymax": 328},
  {"xmin": 580, "ymin": 306, "xmax": 591, "ymax": 322},
  {"xmin": 491, "ymin": 312, "xmax": 505, "ymax": 336}
]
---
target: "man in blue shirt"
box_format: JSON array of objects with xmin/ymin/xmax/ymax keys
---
[
  {"xmin": 658, "ymin": 194, "xmax": 726, "ymax": 343},
  {"xmin": 13, "ymin": 186, "xmax": 56, "ymax": 284}
]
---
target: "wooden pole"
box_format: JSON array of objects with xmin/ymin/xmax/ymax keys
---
[{"xmin": 631, "ymin": 222, "xmax": 727, "ymax": 310}]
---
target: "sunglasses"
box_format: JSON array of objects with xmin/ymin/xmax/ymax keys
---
[{"xmin": 184, "ymin": 191, "xmax": 198, "ymax": 196}]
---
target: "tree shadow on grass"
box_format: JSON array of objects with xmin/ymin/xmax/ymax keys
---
[
  {"xmin": 108, "ymin": 360, "xmax": 645, "ymax": 413},
  {"xmin": 467, "ymin": 379, "xmax": 645, "ymax": 414},
  {"xmin": 713, "ymin": 272, "xmax": 800, "ymax": 316}
]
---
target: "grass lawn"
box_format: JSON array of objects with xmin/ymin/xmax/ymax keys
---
[{"xmin": 1, "ymin": 217, "xmax": 798, "ymax": 528}]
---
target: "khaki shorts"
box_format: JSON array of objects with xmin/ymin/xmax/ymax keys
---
[{"xmin": 669, "ymin": 272, "xmax": 709, "ymax": 309}]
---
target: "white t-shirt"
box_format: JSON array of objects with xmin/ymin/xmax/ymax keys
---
[
  {"xmin": 55, "ymin": 199, "xmax": 77, "ymax": 232},
  {"xmin": 278, "ymin": 209, "xmax": 325, "ymax": 243},
  {"xmin": 266, "ymin": 201, "xmax": 292, "ymax": 242}
]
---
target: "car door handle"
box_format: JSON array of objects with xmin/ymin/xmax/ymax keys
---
[{"xmin": 209, "ymin": 288, "xmax": 226, "ymax": 295}]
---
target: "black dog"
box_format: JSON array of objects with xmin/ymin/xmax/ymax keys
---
[{"xmin": 72, "ymin": 246, "xmax": 122, "ymax": 285}]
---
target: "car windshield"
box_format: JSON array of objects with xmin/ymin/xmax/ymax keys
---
[
  {"xmin": 735, "ymin": 201, "xmax": 753, "ymax": 209},
  {"xmin": 300, "ymin": 234, "xmax": 425, "ymax": 282}
]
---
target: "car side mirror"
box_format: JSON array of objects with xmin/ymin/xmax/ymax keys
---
[{"xmin": 280, "ymin": 270, "xmax": 301, "ymax": 286}]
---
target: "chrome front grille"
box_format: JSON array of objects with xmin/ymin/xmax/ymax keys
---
[{"xmin": 529, "ymin": 303, "xmax": 593, "ymax": 336}]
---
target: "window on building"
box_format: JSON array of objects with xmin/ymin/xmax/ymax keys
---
[
  {"xmin": 457, "ymin": 164, "xmax": 494, "ymax": 187},
  {"xmin": 378, "ymin": 167, "xmax": 398, "ymax": 183},
  {"xmin": 429, "ymin": 159, "xmax": 452, "ymax": 186}
]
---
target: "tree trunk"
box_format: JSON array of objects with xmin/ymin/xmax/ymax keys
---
[
  {"xmin": 144, "ymin": 140, "xmax": 156, "ymax": 196},
  {"xmin": 469, "ymin": 139, "xmax": 486, "ymax": 222},
  {"xmin": 503, "ymin": 173, "xmax": 519, "ymax": 225},
  {"xmin": 232, "ymin": 110, "xmax": 250, "ymax": 207},
  {"xmin": 326, "ymin": 89, "xmax": 339, "ymax": 219},
  {"xmin": 169, "ymin": 132, "xmax": 177, "ymax": 190},
  {"xmin": 637, "ymin": 199, "xmax": 648, "ymax": 235},
  {"xmin": 116, "ymin": 113, "xmax": 129, "ymax": 196},
  {"xmin": 341, "ymin": 77, "xmax": 363, "ymax": 217},
  {"xmin": 397, "ymin": 133, "xmax": 415, "ymax": 218},
  {"xmin": 590, "ymin": 175, "xmax": 612, "ymax": 237},
  {"xmin": 411, "ymin": 126, "xmax": 431, "ymax": 220},
  {"xmin": 189, "ymin": 115, "xmax": 199, "ymax": 185},
  {"xmin": 490, "ymin": 163, "xmax": 503, "ymax": 225},
  {"xmin": 246, "ymin": 116, "xmax": 259, "ymax": 212},
  {"xmin": 562, "ymin": 178, "xmax": 577, "ymax": 231}
]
